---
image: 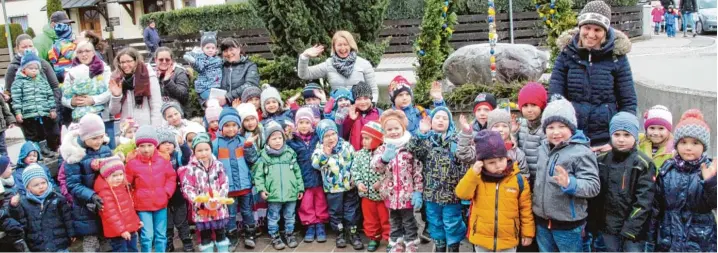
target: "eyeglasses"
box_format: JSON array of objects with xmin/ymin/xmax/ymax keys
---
[
  {"xmin": 157, "ymin": 58, "xmax": 172, "ymax": 62},
  {"xmin": 119, "ymin": 59, "xmax": 135, "ymax": 65},
  {"xmin": 77, "ymin": 49, "xmax": 93, "ymax": 54}
]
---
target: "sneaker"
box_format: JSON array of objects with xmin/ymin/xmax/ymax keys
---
[
  {"xmin": 434, "ymin": 239, "xmax": 447, "ymax": 252},
  {"xmin": 388, "ymin": 239, "xmax": 405, "ymax": 253},
  {"xmin": 367, "ymin": 240, "xmax": 380, "ymax": 252},
  {"xmin": 286, "ymin": 233, "xmax": 299, "ymax": 248},
  {"xmin": 419, "ymin": 227, "xmax": 431, "ymax": 244},
  {"xmin": 405, "ymin": 239, "xmax": 418, "ymax": 253},
  {"xmin": 271, "ymin": 233, "xmax": 286, "ymax": 250},
  {"xmin": 316, "ymin": 224, "xmax": 327, "ymax": 243},
  {"xmin": 304, "ymin": 224, "xmax": 316, "ymax": 243},
  {"xmin": 336, "ymin": 228, "xmax": 347, "ymax": 248}
]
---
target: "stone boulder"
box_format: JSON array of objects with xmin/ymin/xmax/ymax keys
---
[{"xmin": 443, "ymin": 43, "xmax": 549, "ymax": 85}]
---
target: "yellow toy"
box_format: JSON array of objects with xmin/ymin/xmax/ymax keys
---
[{"xmin": 193, "ymin": 190, "xmax": 234, "ymax": 218}]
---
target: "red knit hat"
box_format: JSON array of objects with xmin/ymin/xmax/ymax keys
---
[
  {"xmin": 388, "ymin": 75, "xmax": 413, "ymax": 104},
  {"xmin": 361, "ymin": 121, "xmax": 384, "ymax": 150},
  {"xmin": 518, "ymin": 82, "xmax": 548, "ymax": 110},
  {"xmin": 674, "ymin": 109, "xmax": 711, "ymax": 152}
]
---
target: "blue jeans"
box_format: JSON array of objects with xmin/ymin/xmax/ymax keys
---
[
  {"xmin": 425, "ymin": 202, "xmax": 466, "ymax": 245},
  {"xmin": 105, "ymin": 120, "xmax": 116, "ymax": 149},
  {"xmin": 227, "ymin": 194, "xmax": 255, "ymax": 232},
  {"xmin": 682, "ymin": 11, "xmax": 695, "ymax": 33},
  {"xmin": 535, "ymin": 222, "xmax": 583, "ymax": 252},
  {"xmin": 0, "ymin": 131, "xmax": 7, "ymax": 156},
  {"xmin": 326, "ymin": 189, "xmax": 360, "ymax": 231},
  {"xmin": 138, "ymin": 208, "xmax": 167, "ymax": 252},
  {"xmin": 601, "ymin": 233, "xmax": 644, "ymax": 252},
  {"xmin": 267, "ymin": 201, "xmax": 297, "ymax": 235},
  {"xmin": 109, "ymin": 232, "xmax": 139, "ymax": 252},
  {"xmin": 667, "ymin": 24, "xmax": 676, "ymax": 37},
  {"xmin": 655, "ymin": 22, "xmax": 661, "ymax": 33}
]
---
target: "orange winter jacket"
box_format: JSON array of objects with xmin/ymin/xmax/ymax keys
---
[{"xmin": 455, "ymin": 162, "xmax": 534, "ymax": 251}]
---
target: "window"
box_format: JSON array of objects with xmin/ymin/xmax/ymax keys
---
[
  {"xmin": 9, "ymin": 16, "xmax": 28, "ymax": 31},
  {"xmin": 184, "ymin": 0, "xmax": 196, "ymax": 7}
]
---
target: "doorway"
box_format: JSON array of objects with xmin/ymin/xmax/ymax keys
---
[{"xmin": 79, "ymin": 8, "xmax": 103, "ymax": 38}]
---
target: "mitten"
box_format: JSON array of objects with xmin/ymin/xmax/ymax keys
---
[
  {"xmin": 335, "ymin": 107, "xmax": 349, "ymax": 124},
  {"xmin": 90, "ymin": 194, "xmax": 104, "ymax": 210},
  {"xmin": 381, "ymin": 144, "xmax": 398, "ymax": 163},
  {"xmin": 411, "ymin": 192, "xmax": 423, "ymax": 209},
  {"xmin": 324, "ymin": 97, "xmax": 336, "ymax": 114}
]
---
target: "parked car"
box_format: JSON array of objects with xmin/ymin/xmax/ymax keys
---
[{"xmin": 696, "ymin": 0, "xmax": 717, "ymax": 33}]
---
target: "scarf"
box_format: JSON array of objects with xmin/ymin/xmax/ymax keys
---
[
  {"xmin": 72, "ymin": 55, "xmax": 105, "ymax": 78},
  {"xmin": 332, "ymin": 51, "xmax": 357, "ymax": 78},
  {"xmin": 266, "ymin": 144, "xmax": 286, "ymax": 156},
  {"xmin": 115, "ymin": 62, "xmax": 151, "ymax": 106},
  {"xmin": 297, "ymin": 132, "xmax": 314, "ymax": 144},
  {"xmin": 384, "ymin": 131, "xmax": 412, "ymax": 148},
  {"xmin": 674, "ymin": 153, "xmax": 707, "ymax": 172},
  {"xmin": 26, "ymin": 187, "xmax": 52, "ymax": 205},
  {"xmin": 482, "ymin": 159, "xmax": 515, "ymax": 181},
  {"xmin": 0, "ymin": 176, "xmax": 14, "ymax": 188}
]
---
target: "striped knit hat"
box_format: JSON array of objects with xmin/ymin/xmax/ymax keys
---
[
  {"xmin": 674, "ymin": 109, "xmax": 711, "ymax": 153},
  {"xmin": 361, "ymin": 121, "xmax": 384, "ymax": 150},
  {"xmin": 22, "ymin": 164, "xmax": 48, "ymax": 189},
  {"xmin": 98, "ymin": 156, "xmax": 125, "ymax": 178},
  {"xmin": 643, "ymin": 105, "xmax": 673, "ymax": 131},
  {"xmin": 135, "ymin": 126, "xmax": 159, "ymax": 146}
]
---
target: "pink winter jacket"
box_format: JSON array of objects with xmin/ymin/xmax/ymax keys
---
[{"xmin": 371, "ymin": 143, "xmax": 423, "ymax": 210}]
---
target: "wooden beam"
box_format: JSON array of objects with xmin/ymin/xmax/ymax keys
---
[{"xmin": 121, "ymin": 2, "xmax": 136, "ymax": 25}]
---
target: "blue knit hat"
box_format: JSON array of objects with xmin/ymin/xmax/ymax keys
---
[
  {"xmin": 331, "ymin": 88, "xmax": 353, "ymax": 103},
  {"xmin": 316, "ymin": 119, "xmax": 338, "ymax": 142},
  {"xmin": 610, "ymin": 112, "xmax": 639, "ymax": 141},
  {"xmin": 0, "ymin": 156, "xmax": 10, "ymax": 176},
  {"xmin": 219, "ymin": 107, "xmax": 241, "ymax": 131},
  {"xmin": 20, "ymin": 49, "xmax": 41, "ymax": 71},
  {"xmin": 54, "ymin": 23, "xmax": 73, "ymax": 40},
  {"xmin": 303, "ymin": 83, "xmax": 322, "ymax": 100},
  {"xmin": 22, "ymin": 164, "xmax": 48, "ymax": 189},
  {"xmin": 430, "ymin": 106, "xmax": 455, "ymax": 134}
]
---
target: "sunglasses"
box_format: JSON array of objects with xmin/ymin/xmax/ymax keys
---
[{"xmin": 157, "ymin": 58, "xmax": 172, "ymax": 62}]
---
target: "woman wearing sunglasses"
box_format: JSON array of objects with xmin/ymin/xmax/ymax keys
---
[{"xmin": 153, "ymin": 47, "xmax": 190, "ymax": 107}]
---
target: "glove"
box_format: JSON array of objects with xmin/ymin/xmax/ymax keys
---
[
  {"xmin": 335, "ymin": 107, "xmax": 349, "ymax": 124},
  {"xmin": 324, "ymin": 97, "xmax": 336, "ymax": 114},
  {"xmin": 381, "ymin": 144, "xmax": 398, "ymax": 163},
  {"xmin": 411, "ymin": 192, "xmax": 423, "ymax": 210},
  {"xmin": 182, "ymin": 53, "xmax": 196, "ymax": 64},
  {"xmin": 90, "ymin": 194, "xmax": 104, "ymax": 210}
]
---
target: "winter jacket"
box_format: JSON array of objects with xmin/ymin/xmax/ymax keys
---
[
  {"xmin": 254, "ymin": 147, "xmax": 304, "ymax": 202},
  {"xmin": 179, "ymin": 155, "xmax": 230, "ymax": 224},
  {"xmin": 351, "ymin": 148, "xmax": 383, "ymax": 201},
  {"xmin": 94, "ymin": 176, "xmax": 141, "ymax": 238},
  {"xmin": 652, "ymin": 156, "xmax": 716, "ymax": 252},
  {"xmin": 342, "ymin": 107, "xmax": 381, "ymax": 150},
  {"xmin": 652, "ymin": 8, "xmax": 665, "ymax": 22},
  {"xmin": 532, "ymin": 130, "xmax": 600, "ymax": 227},
  {"xmin": 220, "ymin": 57, "xmax": 260, "ymax": 102},
  {"xmin": 13, "ymin": 142, "xmax": 54, "ymax": 195},
  {"xmin": 0, "ymin": 179, "xmax": 23, "ymax": 242},
  {"xmin": 516, "ymin": 118, "xmax": 545, "ymax": 180},
  {"xmin": 397, "ymin": 101, "xmax": 444, "ymax": 135},
  {"xmin": 587, "ymin": 149, "xmax": 655, "ymax": 241},
  {"xmin": 163, "ymin": 145, "xmax": 191, "ymax": 204},
  {"xmin": 681, "ymin": 0, "xmax": 697, "ymax": 12},
  {"xmin": 212, "ymin": 134, "xmax": 259, "ymax": 193},
  {"xmin": 0, "ymin": 88, "xmax": 17, "ymax": 132},
  {"xmin": 311, "ymin": 140, "xmax": 354, "ymax": 193},
  {"xmin": 112, "ymin": 63, "xmax": 164, "ymax": 127},
  {"xmin": 409, "ymin": 131, "xmax": 473, "ymax": 205},
  {"xmin": 61, "ymin": 63, "xmax": 118, "ymax": 122},
  {"xmin": 472, "ymin": 120, "xmax": 488, "ymax": 136},
  {"xmin": 261, "ymin": 109, "xmax": 294, "ymax": 127},
  {"xmin": 665, "ymin": 12, "xmax": 678, "ymax": 25},
  {"xmin": 638, "ymin": 133, "xmax": 674, "ymax": 172},
  {"xmin": 32, "ymin": 24, "xmax": 57, "ymax": 61},
  {"xmin": 372, "ymin": 142, "xmax": 423, "ymax": 210},
  {"xmin": 143, "ymin": 26, "xmax": 161, "ymax": 51},
  {"xmin": 157, "ymin": 64, "xmax": 190, "ymax": 105},
  {"xmin": 549, "ymin": 28, "xmax": 637, "ymax": 146},
  {"xmin": 287, "ymin": 133, "xmax": 322, "ymax": 189},
  {"xmin": 187, "ymin": 52, "xmax": 223, "ymax": 98},
  {"xmin": 11, "ymin": 71, "xmax": 56, "ymax": 119},
  {"xmin": 61, "ymin": 64, "xmax": 109, "ymax": 120},
  {"xmin": 48, "ymin": 39, "xmax": 76, "ymax": 80},
  {"xmin": 10, "ymin": 191, "xmax": 74, "ymax": 252},
  {"xmin": 455, "ymin": 163, "xmax": 534, "ymax": 251},
  {"xmin": 126, "ymin": 151, "xmax": 176, "ymax": 211},
  {"xmin": 298, "ymin": 54, "xmax": 378, "ymax": 103}
]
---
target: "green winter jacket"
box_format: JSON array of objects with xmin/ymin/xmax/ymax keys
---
[
  {"xmin": 11, "ymin": 71, "xmax": 56, "ymax": 119},
  {"xmin": 254, "ymin": 147, "xmax": 304, "ymax": 202},
  {"xmin": 33, "ymin": 24, "xmax": 57, "ymax": 61}
]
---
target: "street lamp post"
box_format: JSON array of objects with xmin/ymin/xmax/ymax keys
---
[
  {"xmin": 509, "ymin": 0, "xmax": 515, "ymax": 44},
  {"xmin": 2, "ymin": 0, "xmax": 13, "ymax": 58}
]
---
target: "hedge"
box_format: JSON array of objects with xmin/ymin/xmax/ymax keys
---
[
  {"xmin": 140, "ymin": 3, "xmax": 264, "ymax": 36},
  {"xmin": 0, "ymin": 24, "xmax": 24, "ymax": 48}
]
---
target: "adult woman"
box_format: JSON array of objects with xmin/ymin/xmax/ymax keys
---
[
  {"xmin": 62, "ymin": 41, "xmax": 120, "ymax": 148},
  {"xmin": 153, "ymin": 47, "xmax": 189, "ymax": 107},
  {"xmin": 217, "ymin": 38, "xmax": 259, "ymax": 106},
  {"xmin": 4, "ymin": 34, "xmax": 61, "ymax": 115},
  {"xmin": 298, "ymin": 31, "xmax": 377, "ymax": 103},
  {"xmin": 549, "ymin": 0, "xmax": 637, "ymax": 150},
  {"xmin": 76, "ymin": 30, "xmax": 107, "ymax": 61},
  {"xmin": 108, "ymin": 48, "xmax": 163, "ymax": 127}
]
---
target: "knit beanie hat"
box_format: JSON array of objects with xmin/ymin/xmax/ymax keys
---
[
  {"xmin": 362, "ymin": 121, "xmax": 384, "ymax": 150},
  {"xmin": 20, "ymin": 49, "xmax": 41, "ymax": 71},
  {"xmin": 54, "ymin": 23, "xmax": 73, "ymax": 40},
  {"xmin": 263, "ymin": 120, "xmax": 285, "ymax": 143},
  {"xmin": 22, "ymin": 164, "xmax": 48, "ymax": 189},
  {"xmin": 161, "ymin": 101, "xmax": 184, "ymax": 119},
  {"xmin": 200, "ymin": 31, "xmax": 218, "ymax": 47},
  {"xmin": 236, "ymin": 103, "xmax": 259, "ymax": 122},
  {"xmin": 541, "ymin": 97, "xmax": 578, "ymax": 133},
  {"xmin": 303, "ymin": 83, "xmax": 322, "ymax": 100},
  {"xmin": 380, "ymin": 109, "xmax": 409, "ymax": 131},
  {"xmin": 578, "ymin": 0, "xmax": 612, "ymax": 32},
  {"xmin": 643, "ymin": 105, "xmax": 673, "ymax": 131},
  {"xmin": 487, "ymin": 109, "xmax": 512, "ymax": 131},
  {"xmin": 156, "ymin": 127, "xmax": 177, "ymax": 146},
  {"xmin": 673, "ymin": 109, "xmax": 711, "ymax": 153},
  {"xmin": 295, "ymin": 107, "xmax": 318, "ymax": 127},
  {"xmin": 473, "ymin": 93, "xmax": 497, "ymax": 113},
  {"xmin": 98, "ymin": 156, "xmax": 125, "ymax": 178},
  {"xmin": 317, "ymin": 119, "xmax": 338, "ymax": 142},
  {"xmin": 474, "ymin": 130, "xmax": 508, "ymax": 161},
  {"xmin": 219, "ymin": 107, "xmax": 241, "ymax": 131},
  {"xmin": 241, "ymin": 86, "xmax": 262, "ymax": 103},
  {"xmin": 610, "ymin": 112, "xmax": 639, "ymax": 141},
  {"xmin": 192, "ymin": 132, "xmax": 212, "ymax": 151},
  {"xmin": 0, "ymin": 156, "xmax": 10, "ymax": 176},
  {"xmin": 331, "ymin": 87, "xmax": 354, "ymax": 104},
  {"xmin": 205, "ymin": 99, "xmax": 222, "ymax": 123},
  {"xmin": 352, "ymin": 81, "xmax": 373, "ymax": 101},
  {"xmin": 120, "ymin": 117, "xmax": 139, "ymax": 135},
  {"xmin": 518, "ymin": 82, "xmax": 548, "ymax": 110},
  {"xmin": 79, "ymin": 114, "xmax": 106, "ymax": 141},
  {"xmin": 430, "ymin": 106, "xmax": 456, "ymax": 133},
  {"xmin": 260, "ymin": 85, "xmax": 284, "ymax": 113},
  {"xmin": 135, "ymin": 125, "xmax": 159, "ymax": 146},
  {"xmin": 388, "ymin": 75, "xmax": 413, "ymax": 104}
]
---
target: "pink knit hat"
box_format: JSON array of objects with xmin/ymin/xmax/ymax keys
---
[
  {"xmin": 643, "ymin": 105, "xmax": 673, "ymax": 131},
  {"xmin": 205, "ymin": 99, "xmax": 222, "ymax": 123},
  {"xmin": 79, "ymin": 114, "xmax": 106, "ymax": 141}
]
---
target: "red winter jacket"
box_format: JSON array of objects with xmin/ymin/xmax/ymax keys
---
[
  {"xmin": 94, "ymin": 176, "xmax": 141, "ymax": 238},
  {"xmin": 126, "ymin": 151, "xmax": 177, "ymax": 211},
  {"xmin": 342, "ymin": 107, "xmax": 381, "ymax": 151}
]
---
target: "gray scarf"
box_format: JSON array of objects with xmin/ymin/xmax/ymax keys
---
[{"xmin": 332, "ymin": 51, "xmax": 357, "ymax": 78}]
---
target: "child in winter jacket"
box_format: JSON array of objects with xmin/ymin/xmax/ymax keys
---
[
  {"xmin": 323, "ymin": 87, "xmax": 353, "ymax": 122},
  {"xmin": 10, "ymin": 164, "xmax": 74, "ymax": 252},
  {"xmin": 179, "ymin": 133, "xmax": 233, "ymax": 253},
  {"xmin": 237, "ymin": 103, "xmax": 265, "ymax": 149},
  {"xmin": 351, "ymin": 121, "xmax": 389, "ymax": 252},
  {"xmin": 125, "ymin": 125, "xmax": 177, "ymax": 252},
  {"xmin": 587, "ymin": 112, "xmax": 655, "ymax": 252},
  {"xmin": 652, "ymin": 5, "xmax": 664, "ymax": 34},
  {"xmin": 372, "ymin": 109, "xmax": 423, "ymax": 253},
  {"xmin": 240, "ymin": 86, "xmax": 263, "ymax": 122},
  {"xmin": 260, "ymin": 85, "xmax": 294, "ymax": 126},
  {"xmin": 0, "ymin": 156, "xmax": 29, "ymax": 252},
  {"xmin": 59, "ymin": 113, "xmax": 113, "ymax": 252},
  {"xmin": 93, "ymin": 156, "xmax": 142, "ymax": 252},
  {"xmin": 183, "ymin": 31, "xmax": 223, "ymax": 104},
  {"xmin": 12, "ymin": 142, "xmax": 54, "ymax": 195},
  {"xmin": 156, "ymin": 127, "xmax": 193, "ymax": 252},
  {"xmin": 639, "ymin": 105, "xmax": 675, "ymax": 171},
  {"xmin": 408, "ymin": 106, "xmax": 472, "ymax": 252},
  {"xmin": 288, "ymin": 107, "xmax": 329, "ymax": 243},
  {"xmin": 487, "ymin": 109, "xmax": 529, "ymax": 178},
  {"xmin": 205, "ymin": 99, "xmax": 222, "ymax": 141},
  {"xmin": 62, "ymin": 63, "xmax": 107, "ymax": 121},
  {"xmin": 515, "ymin": 82, "xmax": 547, "ymax": 187},
  {"xmin": 455, "ymin": 130, "xmax": 534, "ymax": 252},
  {"xmin": 254, "ymin": 120, "xmax": 305, "ymax": 250},
  {"xmin": 11, "ymin": 50, "xmax": 60, "ymax": 153},
  {"xmin": 471, "ymin": 93, "xmax": 496, "ymax": 135},
  {"xmin": 344, "ymin": 81, "xmax": 382, "ymax": 150},
  {"xmin": 311, "ymin": 119, "xmax": 360, "ymax": 249},
  {"xmin": 651, "ymin": 109, "xmax": 716, "ymax": 252},
  {"xmin": 532, "ymin": 98, "xmax": 600, "ymax": 252},
  {"xmin": 212, "ymin": 107, "xmax": 259, "ymax": 248},
  {"xmin": 387, "ymin": 75, "xmax": 445, "ymax": 135},
  {"xmin": 47, "ymin": 23, "xmax": 76, "ymax": 81},
  {"xmin": 665, "ymin": 6, "xmax": 677, "ymax": 37}
]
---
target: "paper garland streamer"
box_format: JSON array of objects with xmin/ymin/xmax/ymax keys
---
[{"xmin": 488, "ymin": 0, "xmax": 497, "ymax": 82}]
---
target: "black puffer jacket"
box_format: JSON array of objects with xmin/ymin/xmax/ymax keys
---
[
  {"xmin": 220, "ymin": 56, "xmax": 259, "ymax": 102},
  {"xmin": 158, "ymin": 64, "xmax": 190, "ymax": 105},
  {"xmin": 10, "ymin": 191, "xmax": 74, "ymax": 252},
  {"xmin": 587, "ymin": 148, "xmax": 655, "ymax": 241},
  {"xmin": 681, "ymin": 0, "xmax": 697, "ymax": 12}
]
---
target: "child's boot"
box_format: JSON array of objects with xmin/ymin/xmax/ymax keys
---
[
  {"xmin": 13, "ymin": 239, "xmax": 30, "ymax": 252},
  {"xmin": 270, "ymin": 233, "xmax": 286, "ymax": 250},
  {"xmin": 447, "ymin": 243, "xmax": 460, "ymax": 252},
  {"xmin": 367, "ymin": 236, "xmax": 381, "ymax": 252},
  {"xmin": 198, "ymin": 241, "xmax": 215, "ymax": 253},
  {"xmin": 349, "ymin": 226, "xmax": 364, "ymax": 250},
  {"xmin": 227, "ymin": 229, "xmax": 239, "ymax": 247},
  {"xmin": 388, "ymin": 238, "xmax": 404, "ymax": 253},
  {"xmin": 316, "ymin": 223, "xmax": 327, "ymax": 242},
  {"xmin": 216, "ymin": 238, "xmax": 231, "ymax": 252},
  {"xmin": 286, "ymin": 232, "xmax": 299, "ymax": 248},
  {"xmin": 404, "ymin": 239, "xmax": 418, "ymax": 253},
  {"xmin": 182, "ymin": 238, "xmax": 194, "ymax": 252},
  {"xmin": 336, "ymin": 225, "xmax": 347, "ymax": 248},
  {"xmin": 244, "ymin": 225, "xmax": 257, "ymax": 249},
  {"xmin": 304, "ymin": 223, "xmax": 316, "ymax": 242},
  {"xmin": 434, "ymin": 239, "xmax": 447, "ymax": 252},
  {"xmin": 39, "ymin": 140, "xmax": 57, "ymax": 159}
]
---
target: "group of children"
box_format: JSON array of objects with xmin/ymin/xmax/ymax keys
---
[
  {"xmin": 652, "ymin": 4, "xmax": 680, "ymax": 37},
  {"xmin": 0, "ymin": 71, "xmax": 715, "ymax": 253}
]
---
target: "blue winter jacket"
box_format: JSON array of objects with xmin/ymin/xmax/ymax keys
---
[
  {"xmin": 652, "ymin": 156, "xmax": 716, "ymax": 252},
  {"xmin": 287, "ymin": 133, "xmax": 322, "ymax": 189},
  {"xmin": 212, "ymin": 134, "xmax": 258, "ymax": 193},
  {"xmin": 10, "ymin": 191, "xmax": 74, "ymax": 252},
  {"xmin": 549, "ymin": 27, "xmax": 637, "ymax": 146},
  {"xmin": 13, "ymin": 142, "xmax": 54, "ymax": 195}
]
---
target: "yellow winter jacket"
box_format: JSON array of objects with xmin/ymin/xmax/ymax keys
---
[
  {"xmin": 455, "ymin": 163, "xmax": 534, "ymax": 251},
  {"xmin": 638, "ymin": 133, "xmax": 674, "ymax": 174}
]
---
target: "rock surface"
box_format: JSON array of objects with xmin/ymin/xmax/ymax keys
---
[{"xmin": 443, "ymin": 43, "xmax": 549, "ymax": 85}]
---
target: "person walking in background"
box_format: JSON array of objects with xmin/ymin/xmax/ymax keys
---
[
  {"xmin": 143, "ymin": 20, "xmax": 161, "ymax": 60},
  {"xmin": 652, "ymin": 5, "xmax": 665, "ymax": 35},
  {"xmin": 680, "ymin": 0, "xmax": 698, "ymax": 37},
  {"xmin": 665, "ymin": 6, "xmax": 679, "ymax": 37}
]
